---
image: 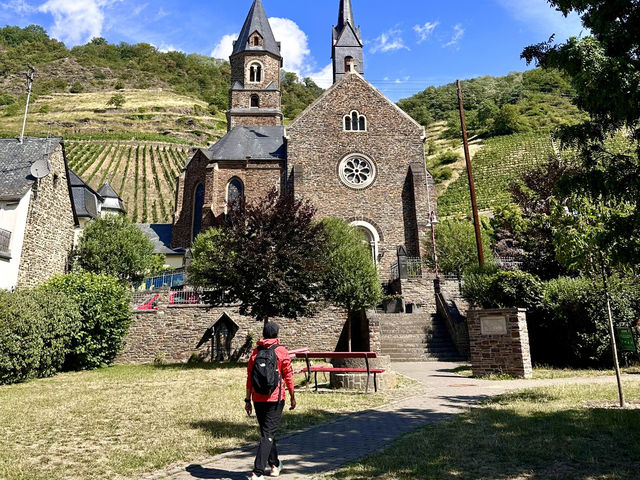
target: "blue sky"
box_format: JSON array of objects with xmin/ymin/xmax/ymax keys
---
[{"xmin": 0, "ymin": 0, "xmax": 585, "ymax": 101}]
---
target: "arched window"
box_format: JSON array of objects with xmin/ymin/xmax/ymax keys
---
[
  {"xmin": 344, "ymin": 56, "xmax": 354, "ymax": 72},
  {"xmin": 251, "ymin": 34, "xmax": 262, "ymax": 47},
  {"xmin": 248, "ymin": 62, "xmax": 262, "ymax": 83},
  {"xmin": 351, "ymin": 221, "xmax": 380, "ymax": 264},
  {"xmin": 250, "ymin": 94, "xmax": 260, "ymax": 108},
  {"xmin": 344, "ymin": 110, "xmax": 367, "ymax": 132},
  {"xmin": 192, "ymin": 183, "xmax": 205, "ymax": 241},
  {"xmin": 226, "ymin": 178, "xmax": 244, "ymax": 209}
]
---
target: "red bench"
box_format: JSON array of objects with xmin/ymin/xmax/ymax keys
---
[{"xmin": 291, "ymin": 351, "xmax": 385, "ymax": 393}]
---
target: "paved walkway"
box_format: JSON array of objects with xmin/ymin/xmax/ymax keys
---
[{"xmin": 143, "ymin": 362, "xmax": 637, "ymax": 480}]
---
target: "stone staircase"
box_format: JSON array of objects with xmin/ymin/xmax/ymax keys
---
[{"xmin": 379, "ymin": 312, "xmax": 464, "ymax": 362}]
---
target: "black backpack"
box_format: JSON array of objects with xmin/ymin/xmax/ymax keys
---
[{"xmin": 251, "ymin": 344, "xmax": 281, "ymax": 395}]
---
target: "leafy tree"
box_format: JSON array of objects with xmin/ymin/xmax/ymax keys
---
[
  {"xmin": 189, "ymin": 189, "xmax": 328, "ymax": 325},
  {"xmin": 522, "ymin": 0, "xmax": 640, "ymax": 269},
  {"xmin": 106, "ymin": 93, "xmax": 125, "ymax": 110},
  {"xmin": 423, "ymin": 219, "xmax": 494, "ymax": 278},
  {"xmin": 321, "ymin": 218, "xmax": 382, "ymax": 312},
  {"xmin": 41, "ymin": 273, "xmax": 132, "ymax": 370},
  {"xmin": 281, "ymin": 72, "xmax": 323, "ymax": 118},
  {"xmin": 74, "ymin": 214, "xmax": 158, "ymax": 284},
  {"xmin": 493, "ymin": 155, "xmax": 580, "ymax": 279},
  {"xmin": 492, "ymin": 104, "xmax": 524, "ymax": 136}
]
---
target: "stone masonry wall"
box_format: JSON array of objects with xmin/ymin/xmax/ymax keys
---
[
  {"xmin": 17, "ymin": 143, "xmax": 75, "ymax": 288},
  {"xmin": 467, "ymin": 308, "xmax": 532, "ymax": 379},
  {"xmin": 231, "ymin": 91, "xmax": 280, "ymax": 110},
  {"xmin": 286, "ymin": 73, "xmax": 433, "ymax": 273},
  {"xmin": 117, "ymin": 298, "xmax": 360, "ymax": 364}
]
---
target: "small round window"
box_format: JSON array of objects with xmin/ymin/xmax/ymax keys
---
[{"xmin": 338, "ymin": 154, "xmax": 376, "ymax": 190}]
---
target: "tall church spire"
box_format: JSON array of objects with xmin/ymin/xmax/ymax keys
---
[
  {"xmin": 232, "ymin": 0, "xmax": 281, "ymax": 58},
  {"xmin": 227, "ymin": 0, "xmax": 283, "ymax": 131},
  {"xmin": 337, "ymin": 0, "xmax": 355, "ymax": 33},
  {"xmin": 332, "ymin": 0, "xmax": 363, "ymax": 84}
]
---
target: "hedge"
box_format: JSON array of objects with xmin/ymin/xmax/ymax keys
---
[
  {"xmin": 0, "ymin": 289, "xmax": 81, "ymax": 384},
  {"xmin": 40, "ymin": 272, "xmax": 133, "ymax": 370}
]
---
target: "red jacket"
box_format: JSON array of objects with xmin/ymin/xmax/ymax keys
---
[{"xmin": 247, "ymin": 338, "xmax": 295, "ymax": 402}]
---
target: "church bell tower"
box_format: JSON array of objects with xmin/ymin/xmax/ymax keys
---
[
  {"xmin": 227, "ymin": 0, "xmax": 283, "ymax": 131},
  {"xmin": 332, "ymin": 0, "xmax": 364, "ymax": 83}
]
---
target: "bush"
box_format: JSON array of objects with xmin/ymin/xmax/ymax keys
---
[
  {"xmin": 0, "ymin": 93, "xmax": 15, "ymax": 105},
  {"xmin": 38, "ymin": 104, "xmax": 51, "ymax": 114},
  {"xmin": 114, "ymin": 81, "xmax": 125, "ymax": 90},
  {"xmin": 0, "ymin": 289, "xmax": 81, "ymax": 385},
  {"xmin": 432, "ymin": 166, "xmax": 453, "ymax": 183},
  {"xmin": 69, "ymin": 81, "xmax": 84, "ymax": 94},
  {"xmin": 528, "ymin": 276, "xmax": 640, "ymax": 367},
  {"xmin": 462, "ymin": 268, "xmax": 543, "ymax": 310},
  {"xmin": 435, "ymin": 151, "xmax": 460, "ymax": 165},
  {"xmin": 41, "ymin": 273, "xmax": 132, "ymax": 370}
]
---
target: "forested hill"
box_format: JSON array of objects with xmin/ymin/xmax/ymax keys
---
[
  {"xmin": 0, "ymin": 25, "xmax": 323, "ymax": 143},
  {"xmin": 397, "ymin": 68, "xmax": 585, "ymax": 139}
]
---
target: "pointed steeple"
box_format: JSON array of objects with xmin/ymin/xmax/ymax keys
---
[
  {"xmin": 332, "ymin": 0, "xmax": 364, "ymax": 83},
  {"xmin": 337, "ymin": 0, "xmax": 355, "ymax": 34},
  {"xmin": 231, "ymin": 0, "xmax": 281, "ymax": 58}
]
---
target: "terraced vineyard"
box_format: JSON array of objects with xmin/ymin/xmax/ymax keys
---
[
  {"xmin": 65, "ymin": 141, "xmax": 194, "ymax": 223},
  {"xmin": 437, "ymin": 133, "xmax": 555, "ymax": 216}
]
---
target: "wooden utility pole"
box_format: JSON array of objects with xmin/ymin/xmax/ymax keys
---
[{"xmin": 457, "ymin": 80, "xmax": 485, "ymax": 266}]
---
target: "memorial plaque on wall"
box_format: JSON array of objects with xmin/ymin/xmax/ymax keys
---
[{"xmin": 481, "ymin": 316, "xmax": 508, "ymax": 335}]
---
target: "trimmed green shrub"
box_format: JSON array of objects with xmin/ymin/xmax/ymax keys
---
[
  {"xmin": 462, "ymin": 268, "xmax": 543, "ymax": 310},
  {"xmin": 41, "ymin": 273, "xmax": 132, "ymax": 370},
  {"xmin": 435, "ymin": 151, "xmax": 460, "ymax": 165},
  {"xmin": 0, "ymin": 289, "xmax": 81, "ymax": 385},
  {"xmin": 528, "ymin": 276, "xmax": 640, "ymax": 367}
]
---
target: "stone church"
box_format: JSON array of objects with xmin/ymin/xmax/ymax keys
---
[{"xmin": 172, "ymin": 0, "xmax": 437, "ymax": 273}]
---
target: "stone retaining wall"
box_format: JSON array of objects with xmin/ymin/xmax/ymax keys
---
[{"xmin": 117, "ymin": 294, "xmax": 381, "ymax": 364}]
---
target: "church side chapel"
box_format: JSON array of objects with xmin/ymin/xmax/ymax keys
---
[{"xmin": 172, "ymin": 0, "xmax": 437, "ymax": 273}]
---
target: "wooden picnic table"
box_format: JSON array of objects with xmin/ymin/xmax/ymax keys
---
[{"xmin": 291, "ymin": 351, "xmax": 384, "ymax": 393}]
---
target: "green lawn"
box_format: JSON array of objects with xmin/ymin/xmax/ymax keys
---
[
  {"xmin": 325, "ymin": 383, "xmax": 640, "ymax": 480},
  {"xmin": 0, "ymin": 363, "xmax": 406, "ymax": 480}
]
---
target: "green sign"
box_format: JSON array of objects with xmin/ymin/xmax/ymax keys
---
[{"xmin": 616, "ymin": 328, "xmax": 636, "ymax": 352}]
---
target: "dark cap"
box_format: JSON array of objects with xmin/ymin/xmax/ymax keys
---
[{"xmin": 263, "ymin": 322, "xmax": 280, "ymax": 339}]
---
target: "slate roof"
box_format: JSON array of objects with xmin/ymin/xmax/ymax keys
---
[
  {"xmin": 137, "ymin": 224, "xmax": 185, "ymax": 256},
  {"xmin": 333, "ymin": 0, "xmax": 362, "ymax": 44},
  {"xmin": 0, "ymin": 137, "xmax": 62, "ymax": 200},
  {"xmin": 69, "ymin": 170, "xmax": 102, "ymax": 219},
  {"xmin": 98, "ymin": 181, "xmax": 121, "ymax": 200},
  {"xmin": 231, "ymin": 0, "xmax": 281, "ymax": 58},
  {"xmin": 201, "ymin": 126, "xmax": 286, "ymax": 162},
  {"xmin": 231, "ymin": 80, "xmax": 278, "ymax": 91}
]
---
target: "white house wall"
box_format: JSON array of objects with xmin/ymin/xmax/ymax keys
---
[{"xmin": 0, "ymin": 190, "xmax": 31, "ymax": 290}]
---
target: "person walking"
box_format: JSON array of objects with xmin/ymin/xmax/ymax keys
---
[{"xmin": 245, "ymin": 322, "xmax": 296, "ymax": 480}]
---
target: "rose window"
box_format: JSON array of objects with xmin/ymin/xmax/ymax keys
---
[{"xmin": 338, "ymin": 154, "xmax": 376, "ymax": 189}]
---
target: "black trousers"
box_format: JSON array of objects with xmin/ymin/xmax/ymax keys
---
[{"xmin": 253, "ymin": 400, "xmax": 285, "ymax": 476}]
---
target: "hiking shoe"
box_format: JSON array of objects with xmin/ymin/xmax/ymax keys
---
[
  {"xmin": 270, "ymin": 462, "xmax": 282, "ymax": 477},
  {"xmin": 250, "ymin": 473, "xmax": 264, "ymax": 480}
]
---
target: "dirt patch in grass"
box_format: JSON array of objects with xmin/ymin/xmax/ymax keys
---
[
  {"xmin": 325, "ymin": 383, "xmax": 640, "ymax": 480},
  {"xmin": 0, "ymin": 363, "xmax": 411, "ymax": 480}
]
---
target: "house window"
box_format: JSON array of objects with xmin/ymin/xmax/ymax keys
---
[
  {"xmin": 192, "ymin": 183, "xmax": 205, "ymax": 241},
  {"xmin": 344, "ymin": 110, "xmax": 367, "ymax": 132},
  {"xmin": 250, "ymin": 94, "xmax": 260, "ymax": 108},
  {"xmin": 226, "ymin": 178, "xmax": 244, "ymax": 208},
  {"xmin": 248, "ymin": 62, "xmax": 263, "ymax": 83}
]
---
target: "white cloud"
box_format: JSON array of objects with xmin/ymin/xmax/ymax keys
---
[
  {"xmin": 496, "ymin": 0, "xmax": 584, "ymax": 40},
  {"xmin": 211, "ymin": 33, "xmax": 238, "ymax": 59},
  {"xmin": 413, "ymin": 21, "xmax": 439, "ymax": 43},
  {"xmin": 211, "ymin": 17, "xmax": 331, "ymax": 88},
  {"xmin": 0, "ymin": 0, "xmax": 34, "ymax": 14},
  {"xmin": 38, "ymin": 0, "xmax": 119, "ymax": 45},
  {"xmin": 370, "ymin": 28, "xmax": 409, "ymax": 54},
  {"xmin": 309, "ymin": 63, "xmax": 333, "ymax": 89},
  {"xmin": 269, "ymin": 17, "xmax": 311, "ymax": 75},
  {"xmin": 157, "ymin": 43, "xmax": 180, "ymax": 53},
  {"xmin": 443, "ymin": 24, "xmax": 464, "ymax": 47}
]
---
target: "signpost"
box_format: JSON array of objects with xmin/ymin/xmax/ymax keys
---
[{"xmin": 616, "ymin": 327, "xmax": 636, "ymax": 352}]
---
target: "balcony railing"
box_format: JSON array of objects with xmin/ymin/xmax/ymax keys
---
[{"xmin": 0, "ymin": 228, "xmax": 11, "ymax": 254}]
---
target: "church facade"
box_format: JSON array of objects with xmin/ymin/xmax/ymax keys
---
[{"xmin": 172, "ymin": 0, "xmax": 437, "ymax": 273}]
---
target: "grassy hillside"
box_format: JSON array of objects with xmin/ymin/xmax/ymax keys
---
[
  {"xmin": 66, "ymin": 141, "xmax": 190, "ymax": 223},
  {"xmin": 0, "ymin": 25, "xmax": 323, "ymax": 144},
  {"xmin": 436, "ymin": 133, "xmax": 555, "ymax": 217}
]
